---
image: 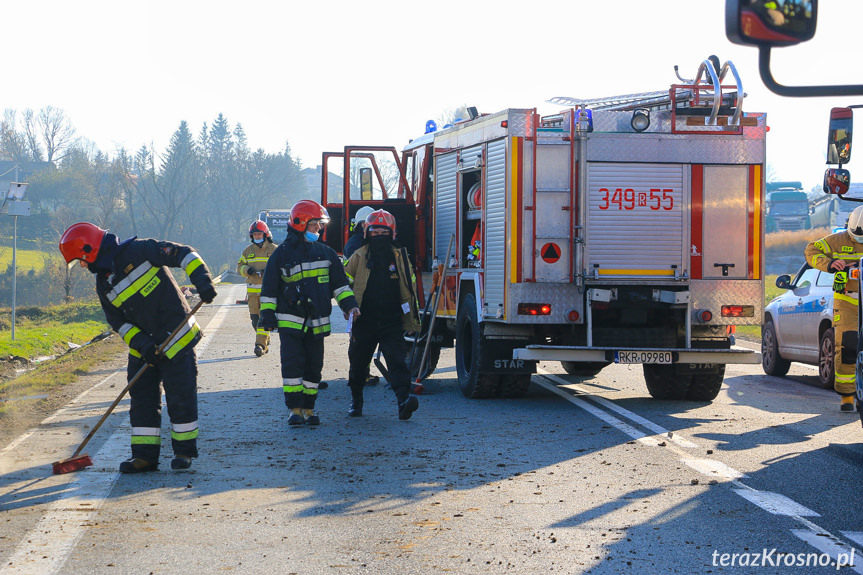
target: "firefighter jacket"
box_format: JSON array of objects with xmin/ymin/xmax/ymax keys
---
[
  {"xmin": 344, "ymin": 243, "xmax": 421, "ymax": 332},
  {"xmin": 93, "ymin": 235, "xmax": 214, "ymax": 362},
  {"xmin": 805, "ymin": 230, "xmax": 863, "ymax": 295},
  {"xmin": 237, "ymin": 240, "xmax": 277, "ymax": 295},
  {"xmin": 259, "ymin": 227, "xmax": 357, "ymax": 339}
]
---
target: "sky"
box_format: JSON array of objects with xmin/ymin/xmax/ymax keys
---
[{"xmin": 5, "ymin": 0, "xmax": 863, "ymax": 193}]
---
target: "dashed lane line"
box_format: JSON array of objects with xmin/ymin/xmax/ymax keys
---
[{"xmin": 532, "ymin": 370, "xmax": 863, "ymax": 568}]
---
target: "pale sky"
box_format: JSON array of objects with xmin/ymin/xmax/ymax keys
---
[{"xmin": 5, "ymin": 0, "xmax": 862, "ymax": 193}]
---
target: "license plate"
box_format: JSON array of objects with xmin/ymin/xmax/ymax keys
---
[{"xmin": 614, "ymin": 351, "xmax": 673, "ymax": 364}]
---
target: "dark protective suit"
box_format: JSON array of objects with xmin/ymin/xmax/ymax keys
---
[
  {"xmin": 259, "ymin": 226, "xmax": 357, "ymax": 411},
  {"xmin": 93, "ymin": 233, "xmax": 214, "ymax": 463}
]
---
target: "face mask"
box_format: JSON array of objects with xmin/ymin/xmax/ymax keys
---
[
  {"xmin": 305, "ymin": 231, "xmax": 319, "ymax": 242},
  {"xmin": 253, "ymin": 238, "xmax": 264, "ymax": 245}
]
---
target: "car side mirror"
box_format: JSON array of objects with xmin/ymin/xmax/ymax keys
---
[{"xmin": 775, "ymin": 274, "xmax": 792, "ymax": 290}]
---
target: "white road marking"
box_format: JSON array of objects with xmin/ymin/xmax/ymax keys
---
[
  {"xmin": 0, "ymin": 288, "xmax": 237, "ymax": 575},
  {"xmin": 538, "ymin": 369, "xmax": 698, "ymax": 448},
  {"xmin": 533, "ymin": 368, "xmax": 863, "ymax": 564},
  {"xmin": 733, "ymin": 489, "xmax": 819, "ymax": 516},
  {"xmin": 791, "ymin": 530, "xmax": 863, "ymax": 574}
]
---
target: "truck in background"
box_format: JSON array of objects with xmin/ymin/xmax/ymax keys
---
[
  {"xmin": 321, "ymin": 57, "xmax": 763, "ymax": 402},
  {"xmin": 258, "ymin": 209, "xmax": 292, "ymax": 244},
  {"xmin": 765, "ymin": 181, "xmax": 810, "ymax": 232}
]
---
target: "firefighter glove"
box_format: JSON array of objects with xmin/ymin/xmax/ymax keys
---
[
  {"xmin": 198, "ymin": 284, "xmax": 217, "ymax": 304},
  {"xmin": 259, "ymin": 310, "xmax": 277, "ymax": 331},
  {"xmin": 834, "ymin": 271, "xmax": 848, "ymax": 294},
  {"xmin": 141, "ymin": 341, "xmax": 162, "ymax": 366}
]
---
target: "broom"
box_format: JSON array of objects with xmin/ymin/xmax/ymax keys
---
[{"xmin": 52, "ymin": 300, "xmax": 205, "ymax": 475}]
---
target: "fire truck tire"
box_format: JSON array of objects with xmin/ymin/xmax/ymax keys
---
[
  {"xmin": 455, "ymin": 293, "xmax": 498, "ymax": 398},
  {"xmin": 761, "ymin": 320, "xmax": 791, "ymax": 377},
  {"xmin": 499, "ymin": 374, "xmax": 531, "ymax": 398},
  {"xmin": 561, "ymin": 361, "xmax": 608, "ymax": 378},
  {"xmin": 643, "ymin": 364, "xmax": 690, "ymax": 400},
  {"xmin": 685, "ymin": 365, "xmax": 726, "ymax": 401},
  {"xmin": 407, "ymin": 344, "xmax": 441, "ymax": 380}
]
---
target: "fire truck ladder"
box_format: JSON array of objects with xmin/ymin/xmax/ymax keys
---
[{"xmin": 547, "ymin": 58, "xmax": 744, "ymax": 126}]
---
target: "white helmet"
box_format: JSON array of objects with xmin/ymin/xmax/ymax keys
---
[
  {"xmin": 352, "ymin": 206, "xmax": 375, "ymax": 226},
  {"xmin": 848, "ymin": 206, "xmax": 863, "ymax": 243}
]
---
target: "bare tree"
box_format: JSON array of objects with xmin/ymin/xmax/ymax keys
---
[
  {"xmin": 38, "ymin": 106, "xmax": 77, "ymax": 163},
  {"xmin": 22, "ymin": 109, "xmax": 44, "ymax": 161},
  {"xmin": 0, "ymin": 109, "xmax": 28, "ymax": 163}
]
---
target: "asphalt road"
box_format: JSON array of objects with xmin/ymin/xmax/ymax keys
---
[{"xmin": 2, "ymin": 284, "xmax": 863, "ymax": 574}]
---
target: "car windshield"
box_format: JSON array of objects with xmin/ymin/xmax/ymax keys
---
[{"xmin": 770, "ymin": 201, "xmax": 808, "ymax": 215}]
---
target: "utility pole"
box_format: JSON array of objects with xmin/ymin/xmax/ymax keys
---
[{"xmin": 2, "ymin": 177, "xmax": 30, "ymax": 340}]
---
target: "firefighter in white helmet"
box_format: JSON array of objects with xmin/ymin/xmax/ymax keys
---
[
  {"xmin": 344, "ymin": 206, "xmax": 375, "ymax": 259},
  {"xmin": 804, "ymin": 205, "xmax": 863, "ymax": 411},
  {"xmin": 237, "ymin": 220, "xmax": 277, "ymax": 357}
]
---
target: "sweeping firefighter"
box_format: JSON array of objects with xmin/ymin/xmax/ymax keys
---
[{"xmin": 237, "ymin": 220, "xmax": 277, "ymax": 356}]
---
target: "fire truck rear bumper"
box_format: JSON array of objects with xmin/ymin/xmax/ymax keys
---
[{"xmin": 512, "ymin": 346, "xmax": 762, "ymax": 365}]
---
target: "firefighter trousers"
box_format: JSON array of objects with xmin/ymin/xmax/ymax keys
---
[
  {"xmin": 127, "ymin": 350, "xmax": 199, "ymax": 462},
  {"xmin": 247, "ymin": 293, "xmax": 270, "ymax": 350},
  {"xmin": 833, "ymin": 291, "xmax": 858, "ymax": 396},
  {"xmin": 348, "ymin": 319, "xmax": 411, "ymax": 404},
  {"xmin": 278, "ymin": 328, "xmax": 324, "ymax": 410}
]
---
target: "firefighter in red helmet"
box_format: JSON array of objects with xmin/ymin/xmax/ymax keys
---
[
  {"xmin": 258, "ymin": 200, "xmax": 359, "ymax": 426},
  {"xmin": 343, "ymin": 209, "xmax": 421, "ymax": 420},
  {"xmin": 237, "ymin": 220, "xmax": 277, "ymax": 357},
  {"xmin": 59, "ymin": 222, "xmax": 216, "ymax": 473}
]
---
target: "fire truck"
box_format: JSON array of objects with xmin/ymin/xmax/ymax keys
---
[{"xmin": 321, "ymin": 57, "xmax": 764, "ymax": 402}]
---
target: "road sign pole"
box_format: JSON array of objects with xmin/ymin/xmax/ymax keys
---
[{"xmin": 11, "ymin": 214, "xmax": 16, "ymax": 340}]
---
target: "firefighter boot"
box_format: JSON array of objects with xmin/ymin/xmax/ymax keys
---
[
  {"xmin": 840, "ymin": 394, "xmax": 856, "ymax": 412},
  {"xmin": 171, "ymin": 455, "xmax": 193, "ymax": 470},
  {"xmin": 398, "ymin": 396, "xmax": 419, "ymax": 421},
  {"xmin": 303, "ymin": 409, "xmax": 320, "ymax": 426},
  {"xmin": 254, "ymin": 344, "xmax": 265, "ymax": 357},
  {"xmin": 348, "ymin": 385, "xmax": 364, "ymax": 417},
  {"xmin": 288, "ymin": 408, "xmax": 305, "ymax": 426},
  {"xmin": 119, "ymin": 458, "xmax": 158, "ymax": 474}
]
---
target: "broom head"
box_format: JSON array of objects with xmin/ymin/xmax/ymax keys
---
[{"xmin": 52, "ymin": 454, "xmax": 94, "ymax": 475}]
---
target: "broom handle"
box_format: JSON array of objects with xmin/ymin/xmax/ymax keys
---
[
  {"xmin": 415, "ymin": 234, "xmax": 454, "ymax": 383},
  {"xmin": 70, "ymin": 299, "xmax": 205, "ymax": 458}
]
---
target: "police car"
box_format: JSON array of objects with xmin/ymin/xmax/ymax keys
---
[{"xmin": 762, "ymin": 263, "xmax": 835, "ymax": 388}]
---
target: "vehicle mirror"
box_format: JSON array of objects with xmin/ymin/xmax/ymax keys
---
[
  {"xmin": 725, "ymin": 0, "xmax": 817, "ymax": 47},
  {"xmin": 823, "ymin": 168, "xmax": 850, "ymax": 196},
  {"xmin": 827, "ymin": 107, "xmax": 853, "ymax": 165},
  {"xmin": 775, "ymin": 274, "xmax": 792, "ymax": 289}
]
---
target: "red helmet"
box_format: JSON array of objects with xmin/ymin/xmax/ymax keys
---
[
  {"xmin": 249, "ymin": 220, "xmax": 272, "ymax": 240},
  {"xmin": 59, "ymin": 222, "xmax": 107, "ymax": 264},
  {"xmin": 289, "ymin": 200, "xmax": 329, "ymax": 232},
  {"xmin": 365, "ymin": 209, "xmax": 396, "ymax": 238}
]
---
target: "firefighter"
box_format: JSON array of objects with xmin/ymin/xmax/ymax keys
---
[
  {"xmin": 237, "ymin": 220, "xmax": 277, "ymax": 357},
  {"xmin": 344, "ymin": 205, "xmax": 380, "ymax": 385},
  {"xmin": 59, "ymin": 222, "xmax": 217, "ymax": 472},
  {"xmin": 258, "ymin": 200, "xmax": 359, "ymax": 426},
  {"xmin": 343, "ymin": 209, "xmax": 421, "ymax": 420},
  {"xmin": 804, "ymin": 205, "xmax": 863, "ymax": 412},
  {"xmin": 344, "ymin": 206, "xmax": 375, "ymax": 259}
]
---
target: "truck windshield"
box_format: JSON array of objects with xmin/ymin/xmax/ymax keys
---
[{"xmin": 770, "ymin": 201, "xmax": 808, "ymax": 215}]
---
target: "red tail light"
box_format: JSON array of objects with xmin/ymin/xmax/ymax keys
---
[
  {"xmin": 721, "ymin": 305, "xmax": 755, "ymax": 318},
  {"xmin": 518, "ymin": 303, "xmax": 551, "ymax": 316}
]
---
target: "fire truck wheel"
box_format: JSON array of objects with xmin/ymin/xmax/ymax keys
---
[
  {"xmin": 761, "ymin": 320, "xmax": 791, "ymax": 377},
  {"xmin": 561, "ymin": 361, "xmax": 608, "ymax": 378},
  {"xmin": 456, "ymin": 293, "xmax": 499, "ymax": 398},
  {"xmin": 407, "ymin": 344, "xmax": 441, "ymax": 380},
  {"xmin": 643, "ymin": 364, "xmax": 690, "ymax": 400},
  {"xmin": 686, "ymin": 365, "xmax": 726, "ymax": 401},
  {"xmin": 499, "ymin": 374, "xmax": 531, "ymax": 398}
]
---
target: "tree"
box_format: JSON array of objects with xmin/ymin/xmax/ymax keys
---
[{"xmin": 38, "ymin": 106, "xmax": 77, "ymax": 163}]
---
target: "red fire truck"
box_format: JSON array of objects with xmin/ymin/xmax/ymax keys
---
[{"xmin": 322, "ymin": 57, "xmax": 763, "ymax": 402}]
